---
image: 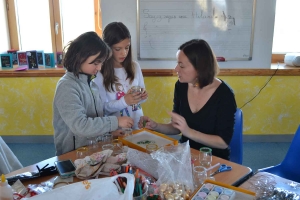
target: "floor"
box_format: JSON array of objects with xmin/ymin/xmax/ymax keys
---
[{"xmin": 7, "ymin": 142, "xmax": 290, "ymax": 173}]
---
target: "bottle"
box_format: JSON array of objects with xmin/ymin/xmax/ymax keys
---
[{"xmin": 0, "ymin": 174, "xmax": 13, "ymax": 200}]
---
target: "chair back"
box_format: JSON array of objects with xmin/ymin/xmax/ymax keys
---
[
  {"xmin": 280, "ymin": 125, "xmax": 300, "ymax": 181},
  {"xmin": 229, "ymin": 108, "xmax": 243, "ymax": 164}
]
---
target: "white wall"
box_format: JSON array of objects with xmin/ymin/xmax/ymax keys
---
[
  {"xmin": 0, "ymin": 0, "xmax": 10, "ymax": 53},
  {"xmin": 101, "ymin": 0, "xmax": 276, "ymax": 69}
]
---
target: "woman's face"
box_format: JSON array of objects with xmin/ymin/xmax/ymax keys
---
[
  {"xmin": 175, "ymin": 50, "xmax": 198, "ymax": 83},
  {"xmin": 111, "ymin": 38, "xmax": 131, "ymax": 67},
  {"xmin": 80, "ymin": 52, "xmax": 103, "ymax": 75}
]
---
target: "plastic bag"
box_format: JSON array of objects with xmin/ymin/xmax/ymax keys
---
[
  {"xmin": 127, "ymin": 147, "xmax": 159, "ymax": 179},
  {"xmin": 151, "ymin": 141, "xmax": 194, "ymax": 191},
  {"xmin": 21, "ymin": 173, "xmax": 135, "ymax": 200}
]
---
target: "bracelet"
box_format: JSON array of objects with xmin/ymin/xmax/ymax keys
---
[{"xmin": 53, "ymin": 181, "xmax": 69, "ymax": 189}]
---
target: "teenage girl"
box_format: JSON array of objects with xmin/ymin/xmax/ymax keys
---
[
  {"xmin": 53, "ymin": 31, "xmax": 134, "ymax": 156},
  {"xmin": 94, "ymin": 22, "xmax": 148, "ymax": 130}
]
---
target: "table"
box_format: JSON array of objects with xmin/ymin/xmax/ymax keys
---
[
  {"xmin": 5, "ymin": 145, "xmax": 252, "ymax": 188},
  {"xmin": 190, "ymin": 148, "xmax": 252, "ymax": 187},
  {"xmin": 239, "ymin": 172, "xmax": 300, "ymax": 199}
]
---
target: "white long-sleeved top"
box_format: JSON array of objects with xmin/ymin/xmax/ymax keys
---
[{"xmin": 94, "ymin": 62, "xmax": 146, "ymax": 129}]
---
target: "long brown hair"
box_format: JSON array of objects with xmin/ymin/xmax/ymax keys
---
[{"xmin": 101, "ymin": 22, "xmax": 135, "ymax": 92}]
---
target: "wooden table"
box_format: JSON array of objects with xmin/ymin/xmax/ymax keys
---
[
  {"xmin": 239, "ymin": 172, "xmax": 300, "ymax": 198},
  {"xmin": 190, "ymin": 148, "xmax": 252, "ymax": 187},
  {"xmin": 6, "ymin": 145, "xmax": 252, "ymax": 188}
]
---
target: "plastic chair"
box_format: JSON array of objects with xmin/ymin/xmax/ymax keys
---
[
  {"xmin": 229, "ymin": 108, "xmax": 243, "ymax": 164},
  {"xmin": 258, "ymin": 125, "xmax": 300, "ymax": 182}
]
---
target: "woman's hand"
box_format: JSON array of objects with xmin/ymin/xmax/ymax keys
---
[
  {"xmin": 138, "ymin": 116, "xmax": 158, "ymax": 130},
  {"xmin": 168, "ymin": 112, "xmax": 191, "ymax": 136},
  {"xmin": 117, "ymin": 116, "xmax": 134, "ymax": 128}
]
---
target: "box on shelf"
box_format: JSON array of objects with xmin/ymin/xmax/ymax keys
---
[
  {"xmin": 37, "ymin": 50, "xmax": 45, "ymax": 66},
  {"xmin": 26, "ymin": 51, "xmax": 38, "ymax": 69},
  {"xmin": 7, "ymin": 49, "xmax": 18, "ymax": 65},
  {"xmin": 119, "ymin": 128, "xmax": 178, "ymax": 153},
  {"xmin": 0, "ymin": 54, "xmax": 13, "ymax": 68},
  {"xmin": 190, "ymin": 179, "xmax": 256, "ymax": 200},
  {"xmin": 17, "ymin": 51, "xmax": 27, "ymax": 66},
  {"xmin": 44, "ymin": 53, "xmax": 55, "ymax": 68},
  {"xmin": 56, "ymin": 52, "xmax": 63, "ymax": 68}
]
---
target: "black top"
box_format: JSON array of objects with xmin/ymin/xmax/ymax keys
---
[{"xmin": 173, "ymin": 80, "xmax": 237, "ymax": 160}]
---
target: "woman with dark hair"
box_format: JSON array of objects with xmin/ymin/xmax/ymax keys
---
[
  {"xmin": 94, "ymin": 22, "xmax": 148, "ymax": 130},
  {"xmin": 53, "ymin": 31, "xmax": 134, "ymax": 156},
  {"xmin": 139, "ymin": 39, "xmax": 237, "ymax": 160}
]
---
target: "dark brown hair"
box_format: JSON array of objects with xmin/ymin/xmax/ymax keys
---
[
  {"xmin": 101, "ymin": 22, "xmax": 134, "ymax": 92},
  {"xmin": 179, "ymin": 39, "xmax": 219, "ymax": 88},
  {"xmin": 63, "ymin": 31, "xmax": 111, "ymax": 77}
]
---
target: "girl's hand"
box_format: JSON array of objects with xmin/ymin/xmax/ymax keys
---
[
  {"xmin": 118, "ymin": 116, "xmax": 134, "ymax": 128},
  {"xmin": 168, "ymin": 112, "xmax": 191, "ymax": 136},
  {"xmin": 124, "ymin": 90, "xmax": 141, "ymax": 105},
  {"xmin": 141, "ymin": 88, "xmax": 148, "ymax": 100},
  {"xmin": 138, "ymin": 116, "xmax": 158, "ymax": 130},
  {"xmin": 111, "ymin": 129, "xmax": 125, "ymax": 137}
]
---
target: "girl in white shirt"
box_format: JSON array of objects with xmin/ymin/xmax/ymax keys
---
[{"xmin": 94, "ymin": 22, "xmax": 148, "ymax": 130}]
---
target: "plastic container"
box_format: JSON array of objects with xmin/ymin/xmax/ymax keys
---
[{"xmin": 0, "ymin": 174, "xmax": 13, "ymax": 200}]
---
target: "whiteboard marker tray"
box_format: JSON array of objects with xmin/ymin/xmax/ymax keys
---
[{"xmin": 119, "ymin": 128, "xmax": 178, "ymax": 152}]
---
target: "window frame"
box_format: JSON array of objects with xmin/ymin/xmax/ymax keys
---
[
  {"xmin": 271, "ymin": 54, "xmax": 284, "ymax": 63},
  {"xmin": 6, "ymin": 0, "xmax": 102, "ymax": 56}
]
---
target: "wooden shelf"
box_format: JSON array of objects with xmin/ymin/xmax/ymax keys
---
[{"xmin": 1, "ymin": 64, "xmax": 300, "ymax": 77}]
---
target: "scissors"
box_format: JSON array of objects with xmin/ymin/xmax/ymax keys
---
[{"xmin": 210, "ymin": 164, "xmax": 232, "ymax": 176}]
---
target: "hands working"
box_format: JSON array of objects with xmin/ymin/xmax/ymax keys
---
[
  {"xmin": 124, "ymin": 88, "xmax": 147, "ymax": 106},
  {"xmin": 138, "ymin": 116, "xmax": 158, "ymax": 130},
  {"xmin": 168, "ymin": 111, "xmax": 191, "ymax": 136},
  {"xmin": 110, "ymin": 129, "xmax": 125, "ymax": 137},
  {"xmin": 140, "ymin": 88, "xmax": 148, "ymax": 101},
  {"xmin": 117, "ymin": 116, "xmax": 134, "ymax": 128}
]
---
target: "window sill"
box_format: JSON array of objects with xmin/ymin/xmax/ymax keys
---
[{"xmin": 0, "ymin": 64, "xmax": 300, "ymax": 77}]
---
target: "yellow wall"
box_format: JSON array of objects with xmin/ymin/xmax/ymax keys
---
[{"xmin": 0, "ymin": 76, "xmax": 299, "ymax": 136}]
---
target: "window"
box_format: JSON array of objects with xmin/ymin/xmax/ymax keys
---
[
  {"xmin": 16, "ymin": 0, "xmax": 52, "ymax": 51},
  {"xmin": 272, "ymin": 0, "xmax": 300, "ymax": 62},
  {"xmin": 6, "ymin": 0, "xmax": 101, "ymax": 56}
]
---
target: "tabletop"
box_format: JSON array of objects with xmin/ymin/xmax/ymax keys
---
[
  {"xmin": 6, "ymin": 144, "xmax": 252, "ymax": 188},
  {"xmin": 190, "ymin": 148, "xmax": 252, "ymax": 187},
  {"xmin": 239, "ymin": 172, "xmax": 300, "ymax": 199}
]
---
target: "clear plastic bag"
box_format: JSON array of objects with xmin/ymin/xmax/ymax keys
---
[{"xmin": 151, "ymin": 141, "xmax": 194, "ymax": 192}]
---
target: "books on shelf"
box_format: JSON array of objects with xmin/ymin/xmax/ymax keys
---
[
  {"xmin": 37, "ymin": 50, "xmax": 45, "ymax": 67},
  {"xmin": 0, "ymin": 54, "xmax": 13, "ymax": 68},
  {"xmin": 7, "ymin": 50, "xmax": 18, "ymax": 65},
  {"xmin": 17, "ymin": 51, "xmax": 28, "ymax": 66},
  {"xmin": 44, "ymin": 53, "xmax": 55, "ymax": 68},
  {"xmin": 26, "ymin": 51, "xmax": 38, "ymax": 69}
]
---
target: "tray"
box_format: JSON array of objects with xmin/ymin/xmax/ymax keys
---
[
  {"xmin": 119, "ymin": 128, "xmax": 178, "ymax": 152},
  {"xmin": 190, "ymin": 179, "xmax": 256, "ymax": 200}
]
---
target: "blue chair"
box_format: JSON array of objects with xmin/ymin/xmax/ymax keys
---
[
  {"xmin": 258, "ymin": 125, "xmax": 300, "ymax": 182},
  {"xmin": 229, "ymin": 108, "xmax": 243, "ymax": 164}
]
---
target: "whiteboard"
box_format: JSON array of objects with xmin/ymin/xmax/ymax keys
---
[{"xmin": 138, "ymin": 0, "xmax": 256, "ymax": 61}]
